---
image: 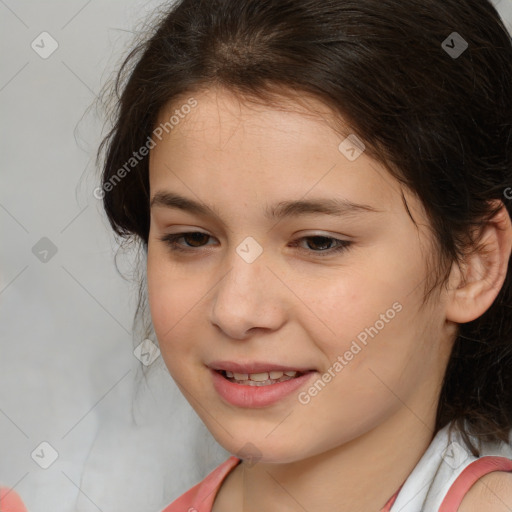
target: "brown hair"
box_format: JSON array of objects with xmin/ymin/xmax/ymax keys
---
[{"xmin": 97, "ymin": 0, "xmax": 512, "ymax": 455}]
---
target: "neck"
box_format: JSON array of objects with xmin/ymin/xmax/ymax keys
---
[{"xmin": 227, "ymin": 406, "xmax": 436, "ymax": 512}]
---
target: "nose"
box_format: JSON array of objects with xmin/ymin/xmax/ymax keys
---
[{"xmin": 208, "ymin": 249, "xmax": 288, "ymax": 340}]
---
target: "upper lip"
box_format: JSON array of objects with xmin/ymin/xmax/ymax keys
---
[{"xmin": 207, "ymin": 361, "xmax": 315, "ymax": 374}]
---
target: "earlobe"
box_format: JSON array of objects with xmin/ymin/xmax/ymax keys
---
[{"xmin": 445, "ymin": 201, "xmax": 512, "ymax": 324}]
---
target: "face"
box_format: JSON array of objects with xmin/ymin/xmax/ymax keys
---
[{"xmin": 147, "ymin": 86, "xmax": 454, "ymax": 463}]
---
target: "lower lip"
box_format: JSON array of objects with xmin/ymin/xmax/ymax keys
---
[{"xmin": 210, "ymin": 369, "xmax": 316, "ymax": 408}]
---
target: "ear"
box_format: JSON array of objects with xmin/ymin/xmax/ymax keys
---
[{"xmin": 445, "ymin": 200, "xmax": 512, "ymax": 324}]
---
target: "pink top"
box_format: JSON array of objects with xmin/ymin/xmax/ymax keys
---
[
  {"xmin": 161, "ymin": 456, "xmax": 400, "ymax": 512},
  {"xmin": 160, "ymin": 455, "xmax": 512, "ymax": 512}
]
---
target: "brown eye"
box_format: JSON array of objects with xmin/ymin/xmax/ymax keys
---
[
  {"xmin": 181, "ymin": 232, "xmax": 210, "ymax": 247},
  {"xmin": 304, "ymin": 236, "xmax": 335, "ymax": 251},
  {"xmin": 159, "ymin": 232, "xmax": 215, "ymax": 252},
  {"xmin": 290, "ymin": 236, "xmax": 352, "ymax": 256}
]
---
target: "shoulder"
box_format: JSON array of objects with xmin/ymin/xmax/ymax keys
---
[{"xmin": 458, "ymin": 472, "xmax": 512, "ymax": 512}]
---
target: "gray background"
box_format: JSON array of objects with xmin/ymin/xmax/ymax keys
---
[{"xmin": 1, "ymin": 1, "xmax": 511, "ymax": 511}]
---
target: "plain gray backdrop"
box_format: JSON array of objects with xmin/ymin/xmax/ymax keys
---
[{"xmin": 1, "ymin": 1, "xmax": 511, "ymax": 511}]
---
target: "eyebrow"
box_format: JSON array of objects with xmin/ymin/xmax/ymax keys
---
[{"xmin": 150, "ymin": 191, "xmax": 382, "ymax": 221}]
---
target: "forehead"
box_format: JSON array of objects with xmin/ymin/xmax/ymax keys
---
[
  {"xmin": 151, "ymin": 87, "xmax": 353, "ymax": 173},
  {"xmin": 148, "ymin": 87, "xmax": 409, "ymax": 219},
  {"xmin": 157, "ymin": 86, "xmax": 345, "ymax": 135}
]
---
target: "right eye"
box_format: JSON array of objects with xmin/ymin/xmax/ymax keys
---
[{"xmin": 158, "ymin": 232, "xmax": 216, "ymax": 253}]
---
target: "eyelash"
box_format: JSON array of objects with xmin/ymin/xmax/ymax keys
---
[{"xmin": 158, "ymin": 232, "xmax": 352, "ymax": 257}]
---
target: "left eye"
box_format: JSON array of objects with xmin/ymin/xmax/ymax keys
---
[
  {"xmin": 158, "ymin": 232, "xmax": 352, "ymax": 256},
  {"xmin": 289, "ymin": 235, "xmax": 352, "ymax": 255}
]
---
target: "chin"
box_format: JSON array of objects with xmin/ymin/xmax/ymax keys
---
[{"xmin": 213, "ymin": 434, "xmax": 308, "ymax": 465}]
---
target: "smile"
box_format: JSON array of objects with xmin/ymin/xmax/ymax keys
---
[
  {"xmin": 220, "ymin": 369, "xmax": 305, "ymax": 386},
  {"xmin": 211, "ymin": 368, "xmax": 316, "ymax": 407}
]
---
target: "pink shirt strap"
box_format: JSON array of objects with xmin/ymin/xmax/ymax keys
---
[
  {"xmin": 380, "ymin": 486, "xmax": 402, "ymax": 512},
  {"xmin": 0, "ymin": 487, "xmax": 28, "ymax": 512},
  {"xmin": 438, "ymin": 456, "xmax": 512, "ymax": 512}
]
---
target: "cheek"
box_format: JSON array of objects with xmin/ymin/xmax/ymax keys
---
[
  {"xmin": 298, "ymin": 269, "xmax": 402, "ymax": 352},
  {"xmin": 146, "ymin": 250, "xmax": 199, "ymax": 356},
  {"xmin": 305, "ymin": 249, "xmax": 431, "ymax": 374}
]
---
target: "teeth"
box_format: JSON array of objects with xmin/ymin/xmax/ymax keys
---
[
  {"xmin": 250, "ymin": 372, "xmax": 271, "ymax": 382},
  {"xmin": 224, "ymin": 370, "xmax": 301, "ymax": 382}
]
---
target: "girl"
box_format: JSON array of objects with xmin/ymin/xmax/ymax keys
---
[
  {"xmin": 4, "ymin": 0, "xmax": 511, "ymax": 510},
  {"xmin": 99, "ymin": 0, "xmax": 512, "ymax": 510}
]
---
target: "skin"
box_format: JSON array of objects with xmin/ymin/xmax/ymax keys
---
[
  {"xmin": 459, "ymin": 472, "xmax": 512, "ymax": 512},
  {"xmin": 146, "ymin": 86, "xmax": 512, "ymax": 512}
]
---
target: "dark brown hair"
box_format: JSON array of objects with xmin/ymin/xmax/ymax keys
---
[{"xmin": 97, "ymin": 0, "xmax": 512, "ymax": 455}]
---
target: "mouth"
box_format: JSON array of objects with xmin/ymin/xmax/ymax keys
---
[
  {"xmin": 214, "ymin": 369, "xmax": 313, "ymax": 386},
  {"xmin": 209, "ymin": 365, "xmax": 318, "ymax": 407}
]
